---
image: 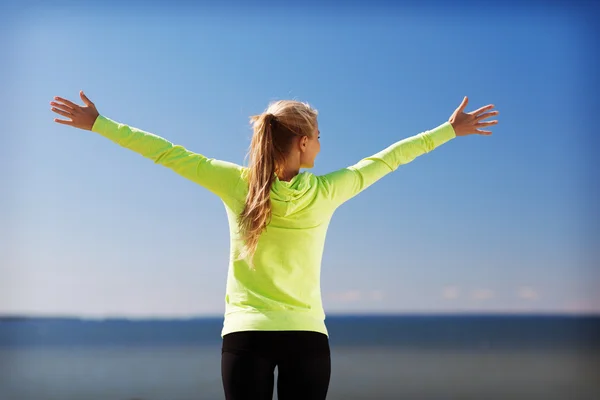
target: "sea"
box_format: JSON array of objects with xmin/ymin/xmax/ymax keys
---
[{"xmin": 0, "ymin": 315, "xmax": 598, "ymax": 400}]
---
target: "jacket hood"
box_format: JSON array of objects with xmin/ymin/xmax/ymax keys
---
[{"xmin": 270, "ymin": 172, "xmax": 315, "ymax": 217}]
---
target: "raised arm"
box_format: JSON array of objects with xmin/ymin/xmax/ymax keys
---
[
  {"xmin": 321, "ymin": 97, "xmax": 499, "ymax": 208},
  {"xmin": 321, "ymin": 122, "xmax": 455, "ymax": 207},
  {"xmin": 50, "ymin": 91, "xmax": 243, "ymax": 200}
]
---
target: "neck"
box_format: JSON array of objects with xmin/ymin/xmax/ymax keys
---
[
  {"xmin": 277, "ymin": 166, "xmax": 300, "ymax": 182},
  {"xmin": 277, "ymin": 157, "xmax": 301, "ymax": 182}
]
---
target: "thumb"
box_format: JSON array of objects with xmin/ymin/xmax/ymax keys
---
[
  {"xmin": 80, "ymin": 90, "xmax": 93, "ymax": 106},
  {"xmin": 457, "ymin": 96, "xmax": 468, "ymax": 113}
]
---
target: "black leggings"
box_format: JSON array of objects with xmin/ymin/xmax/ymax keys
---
[{"xmin": 221, "ymin": 330, "xmax": 331, "ymax": 400}]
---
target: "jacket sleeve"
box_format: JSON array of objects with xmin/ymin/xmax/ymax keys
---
[
  {"xmin": 92, "ymin": 115, "xmax": 244, "ymax": 200},
  {"xmin": 320, "ymin": 122, "xmax": 456, "ymax": 208}
]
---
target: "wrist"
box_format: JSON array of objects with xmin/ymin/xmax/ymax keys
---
[{"xmin": 449, "ymin": 121, "xmax": 463, "ymax": 137}]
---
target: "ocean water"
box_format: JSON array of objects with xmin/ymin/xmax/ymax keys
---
[{"xmin": 1, "ymin": 315, "xmax": 599, "ymax": 400}]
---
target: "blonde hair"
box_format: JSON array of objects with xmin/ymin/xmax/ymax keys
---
[{"xmin": 237, "ymin": 100, "xmax": 318, "ymax": 267}]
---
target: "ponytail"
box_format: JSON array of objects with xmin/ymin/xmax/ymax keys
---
[
  {"xmin": 237, "ymin": 100, "xmax": 318, "ymax": 269},
  {"xmin": 237, "ymin": 113, "xmax": 278, "ymax": 267}
]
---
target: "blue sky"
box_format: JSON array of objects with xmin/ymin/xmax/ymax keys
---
[{"xmin": 1, "ymin": 1, "xmax": 598, "ymax": 318}]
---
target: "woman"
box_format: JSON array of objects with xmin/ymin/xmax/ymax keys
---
[{"xmin": 50, "ymin": 91, "xmax": 498, "ymax": 400}]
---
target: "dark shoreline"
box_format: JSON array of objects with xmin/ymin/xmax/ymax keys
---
[
  {"xmin": 1, "ymin": 312, "xmax": 598, "ymax": 322},
  {"xmin": 1, "ymin": 314, "xmax": 599, "ymax": 350}
]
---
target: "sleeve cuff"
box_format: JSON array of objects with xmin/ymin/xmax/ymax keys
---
[
  {"xmin": 91, "ymin": 115, "xmax": 119, "ymax": 138},
  {"xmin": 427, "ymin": 121, "xmax": 456, "ymax": 148}
]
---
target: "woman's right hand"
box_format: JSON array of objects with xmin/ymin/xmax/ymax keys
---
[
  {"xmin": 50, "ymin": 90, "xmax": 100, "ymax": 131},
  {"xmin": 449, "ymin": 96, "xmax": 499, "ymax": 137}
]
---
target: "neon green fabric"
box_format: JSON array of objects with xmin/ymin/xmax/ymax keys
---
[{"xmin": 92, "ymin": 115, "xmax": 456, "ymax": 337}]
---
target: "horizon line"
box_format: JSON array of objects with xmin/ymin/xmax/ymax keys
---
[{"xmin": 1, "ymin": 310, "xmax": 599, "ymax": 321}]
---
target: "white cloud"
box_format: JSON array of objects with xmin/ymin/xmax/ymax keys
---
[
  {"xmin": 472, "ymin": 288, "xmax": 495, "ymax": 301},
  {"xmin": 564, "ymin": 299, "xmax": 600, "ymax": 314},
  {"xmin": 517, "ymin": 286, "xmax": 539, "ymax": 300},
  {"xmin": 441, "ymin": 286, "xmax": 460, "ymax": 300},
  {"xmin": 327, "ymin": 290, "xmax": 362, "ymax": 303}
]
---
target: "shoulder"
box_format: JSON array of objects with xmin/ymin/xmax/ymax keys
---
[{"xmin": 305, "ymin": 171, "xmax": 334, "ymax": 198}]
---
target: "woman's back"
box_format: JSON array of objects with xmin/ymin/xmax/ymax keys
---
[{"xmin": 222, "ymin": 171, "xmax": 336, "ymax": 337}]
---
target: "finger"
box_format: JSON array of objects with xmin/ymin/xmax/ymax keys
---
[
  {"xmin": 457, "ymin": 96, "xmax": 469, "ymax": 113},
  {"xmin": 50, "ymin": 100, "xmax": 74, "ymax": 111},
  {"xmin": 54, "ymin": 118, "xmax": 74, "ymax": 126},
  {"xmin": 50, "ymin": 102, "xmax": 75, "ymax": 113},
  {"xmin": 80, "ymin": 90, "xmax": 93, "ymax": 106},
  {"xmin": 471, "ymin": 104, "xmax": 495, "ymax": 116},
  {"xmin": 475, "ymin": 111, "xmax": 499, "ymax": 121},
  {"xmin": 475, "ymin": 120, "xmax": 498, "ymax": 127},
  {"xmin": 51, "ymin": 107, "xmax": 73, "ymax": 118},
  {"xmin": 54, "ymin": 96, "xmax": 80, "ymax": 110},
  {"xmin": 476, "ymin": 129, "xmax": 492, "ymax": 135}
]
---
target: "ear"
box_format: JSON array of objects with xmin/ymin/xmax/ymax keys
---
[{"xmin": 299, "ymin": 136, "xmax": 308, "ymax": 152}]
